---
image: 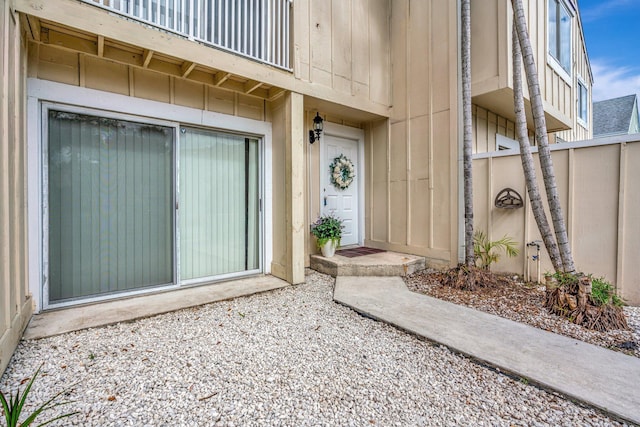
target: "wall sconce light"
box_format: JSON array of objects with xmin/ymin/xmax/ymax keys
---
[{"xmin": 309, "ymin": 112, "xmax": 324, "ymax": 144}]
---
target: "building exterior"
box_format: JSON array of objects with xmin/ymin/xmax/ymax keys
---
[
  {"xmin": 471, "ymin": 0, "xmax": 592, "ymax": 151},
  {"xmin": 1, "ymin": 0, "xmax": 594, "ymax": 374},
  {"xmin": 593, "ymin": 94, "xmax": 640, "ymax": 138}
]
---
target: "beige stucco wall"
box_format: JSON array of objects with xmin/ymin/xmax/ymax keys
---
[
  {"xmin": 473, "ymin": 136, "xmax": 640, "ymax": 305},
  {"xmin": 363, "ymin": 0, "xmax": 460, "ymax": 267},
  {"xmin": 471, "ymin": 0, "xmax": 592, "ymax": 137},
  {"xmin": 0, "ymin": 0, "xmax": 33, "ymax": 375}
]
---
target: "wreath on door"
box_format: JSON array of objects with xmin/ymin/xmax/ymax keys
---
[{"xmin": 330, "ymin": 154, "xmax": 355, "ymax": 190}]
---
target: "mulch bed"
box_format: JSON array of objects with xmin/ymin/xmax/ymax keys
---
[{"xmin": 404, "ymin": 269, "xmax": 640, "ymax": 358}]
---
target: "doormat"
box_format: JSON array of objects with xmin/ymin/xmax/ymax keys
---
[{"xmin": 335, "ymin": 247, "xmax": 387, "ymax": 258}]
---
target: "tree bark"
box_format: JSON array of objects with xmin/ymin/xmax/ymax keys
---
[
  {"xmin": 511, "ymin": 24, "xmax": 563, "ymax": 273},
  {"xmin": 512, "ymin": 0, "xmax": 575, "ymax": 274},
  {"xmin": 461, "ymin": 0, "xmax": 474, "ymax": 266}
]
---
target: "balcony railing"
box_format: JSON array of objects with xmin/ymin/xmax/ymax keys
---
[{"xmin": 83, "ymin": 0, "xmax": 292, "ymax": 70}]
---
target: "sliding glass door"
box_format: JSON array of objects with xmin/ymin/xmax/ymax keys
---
[
  {"xmin": 179, "ymin": 127, "xmax": 260, "ymax": 282},
  {"xmin": 47, "ymin": 111, "xmax": 174, "ymax": 303},
  {"xmin": 45, "ymin": 110, "xmax": 261, "ymax": 306}
]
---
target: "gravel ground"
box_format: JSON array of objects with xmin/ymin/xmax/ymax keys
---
[
  {"xmin": 405, "ymin": 270, "xmax": 640, "ymax": 359},
  {"xmin": 1, "ymin": 270, "xmax": 629, "ymax": 426}
]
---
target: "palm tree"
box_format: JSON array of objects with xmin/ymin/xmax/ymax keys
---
[
  {"xmin": 461, "ymin": 0, "xmax": 474, "ymax": 266},
  {"xmin": 511, "ymin": 0, "xmax": 575, "ymax": 274},
  {"xmin": 509, "ymin": 0, "xmax": 629, "ymax": 332},
  {"xmin": 511, "ymin": 24, "xmax": 563, "ymax": 273}
]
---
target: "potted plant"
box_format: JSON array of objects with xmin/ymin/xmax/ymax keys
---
[{"xmin": 310, "ymin": 215, "xmax": 343, "ymax": 257}]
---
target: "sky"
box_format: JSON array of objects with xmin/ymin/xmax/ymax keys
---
[{"xmin": 578, "ymin": 0, "xmax": 640, "ymax": 101}]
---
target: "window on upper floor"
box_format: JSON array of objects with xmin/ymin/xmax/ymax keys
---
[
  {"xmin": 577, "ymin": 78, "xmax": 588, "ymax": 126},
  {"xmin": 548, "ymin": 0, "xmax": 572, "ymax": 75}
]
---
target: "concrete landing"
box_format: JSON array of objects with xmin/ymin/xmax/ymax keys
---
[
  {"xmin": 25, "ymin": 275, "xmax": 290, "ymax": 340},
  {"xmin": 310, "ymin": 251, "xmax": 425, "ymax": 277},
  {"xmin": 334, "ymin": 276, "xmax": 640, "ymax": 425}
]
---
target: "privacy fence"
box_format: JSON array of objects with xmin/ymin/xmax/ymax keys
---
[{"xmin": 473, "ymin": 135, "xmax": 640, "ymax": 305}]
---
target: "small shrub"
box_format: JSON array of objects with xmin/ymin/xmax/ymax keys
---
[
  {"xmin": 550, "ymin": 273, "xmax": 624, "ymax": 307},
  {"xmin": 545, "ymin": 272, "xmax": 628, "ymax": 331},
  {"xmin": 473, "ymin": 231, "xmax": 519, "ymax": 270},
  {"xmin": 550, "ymin": 271, "xmax": 578, "ymax": 291},
  {"xmin": 591, "ymin": 277, "xmax": 624, "ymax": 307}
]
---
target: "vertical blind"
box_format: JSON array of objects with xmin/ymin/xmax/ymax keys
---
[
  {"xmin": 179, "ymin": 127, "xmax": 259, "ymax": 281},
  {"xmin": 47, "ymin": 111, "xmax": 174, "ymax": 302}
]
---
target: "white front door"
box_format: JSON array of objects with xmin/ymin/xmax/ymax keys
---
[{"xmin": 321, "ymin": 134, "xmax": 359, "ymax": 246}]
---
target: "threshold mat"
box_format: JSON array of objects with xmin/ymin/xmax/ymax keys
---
[{"xmin": 335, "ymin": 247, "xmax": 387, "ymax": 258}]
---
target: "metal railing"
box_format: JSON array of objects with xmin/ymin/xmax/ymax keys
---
[{"xmin": 83, "ymin": 0, "xmax": 292, "ymax": 70}]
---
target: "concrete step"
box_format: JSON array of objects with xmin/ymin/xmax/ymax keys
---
[{"xmin": 310, "ymin": 250, "xmax": 426, "ymax": 277}]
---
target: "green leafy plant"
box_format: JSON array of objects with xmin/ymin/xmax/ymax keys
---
[
  {"xmin": 549, "ymin": 273, "xmax": 624, "ymax": 307},
  {"xmin": 550, "ymin": 271, "xmax": 577, "ymax": 289},
  {"xmin": 546, "ymin": 272, "xmax": 628, "ymax": 331},
  {"xmin": 473, "ymin": 230, "xmax": 519, "ymax": 270},
  {"xmin": 310, "ymin": 215, "xmax": 343, "ymax": 248},
  {"xmin": 0, "ymin": 365, "xmax": 78, "ymax": 427},
  {"xmin": 591, "ymin": 277, "xmax": 624, "ymax": 307}
]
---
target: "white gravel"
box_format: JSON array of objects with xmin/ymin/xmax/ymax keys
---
[{"xmin": 1, "ymin": 270, "xmax": 628, "ymax": 426}]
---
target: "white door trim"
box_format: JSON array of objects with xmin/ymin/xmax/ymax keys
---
[{"xmin": 320, "ymin": 123, "xmax": 365, "ymax": 246}]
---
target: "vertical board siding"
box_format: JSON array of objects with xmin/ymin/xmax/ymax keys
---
[
  {"xmin": 32, "ymin": 42, "xmax": 267, "ymax": 122},
  {"xmin": 1, "ymin": 0, "xmax": 32, "ymax": 376},
  {"xmin": 298, "ymin": 0, "xmax": 390, "ymax": 106},
  {"xmin": 555, "ymin": 28, "xmax": 592, "ymax": 142},
  {"xmin": 268, "ymin": 97, "xmax": 286, "ymax": 272},
  {"xmin": 365, "ymin": 0, "xmax": 456, "ymax": 266},
  {"xmin": 1, "ymin": 0, "xmax": 11, "ymax": 333},
  {"xmin": 473, "ymin": 104, "xmax": 536, "ymax": 154}
]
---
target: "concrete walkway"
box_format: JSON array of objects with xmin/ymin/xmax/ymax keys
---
[
  {"xmin": 25, "ymin": 275, "xmax": 289, "ymax": 339},
  {"xmin": 334, "ymin": 276, "xmax": 640, "ymax": 425}
]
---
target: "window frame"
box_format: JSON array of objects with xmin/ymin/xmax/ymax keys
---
[
  {"xmin": 41, "ymin": 102, "xmax": 180, "ymax": 308},
  {"xmin": 547, "ymin": 0, "xmax": 573, "ymax": 82},
  {"xmin": 577, "ymin": 76, "xmax": 589, "ymax": 128}
]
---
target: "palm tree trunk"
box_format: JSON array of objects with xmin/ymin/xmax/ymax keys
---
[
  {"xmin": 461, "ymin": 0, "xmax": 474, "ymax": 266},
  {"xmin": 511, "ymin": 0, "xmax": 575, "ymax": 273},
  {"xmin": 512, "ymin": 24, "xmax": 563, "ymax": 273}
]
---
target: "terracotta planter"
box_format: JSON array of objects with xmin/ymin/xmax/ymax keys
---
[{"xmin": 321, "ymin": 240, "xmax": 337, "ymax": 257}]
